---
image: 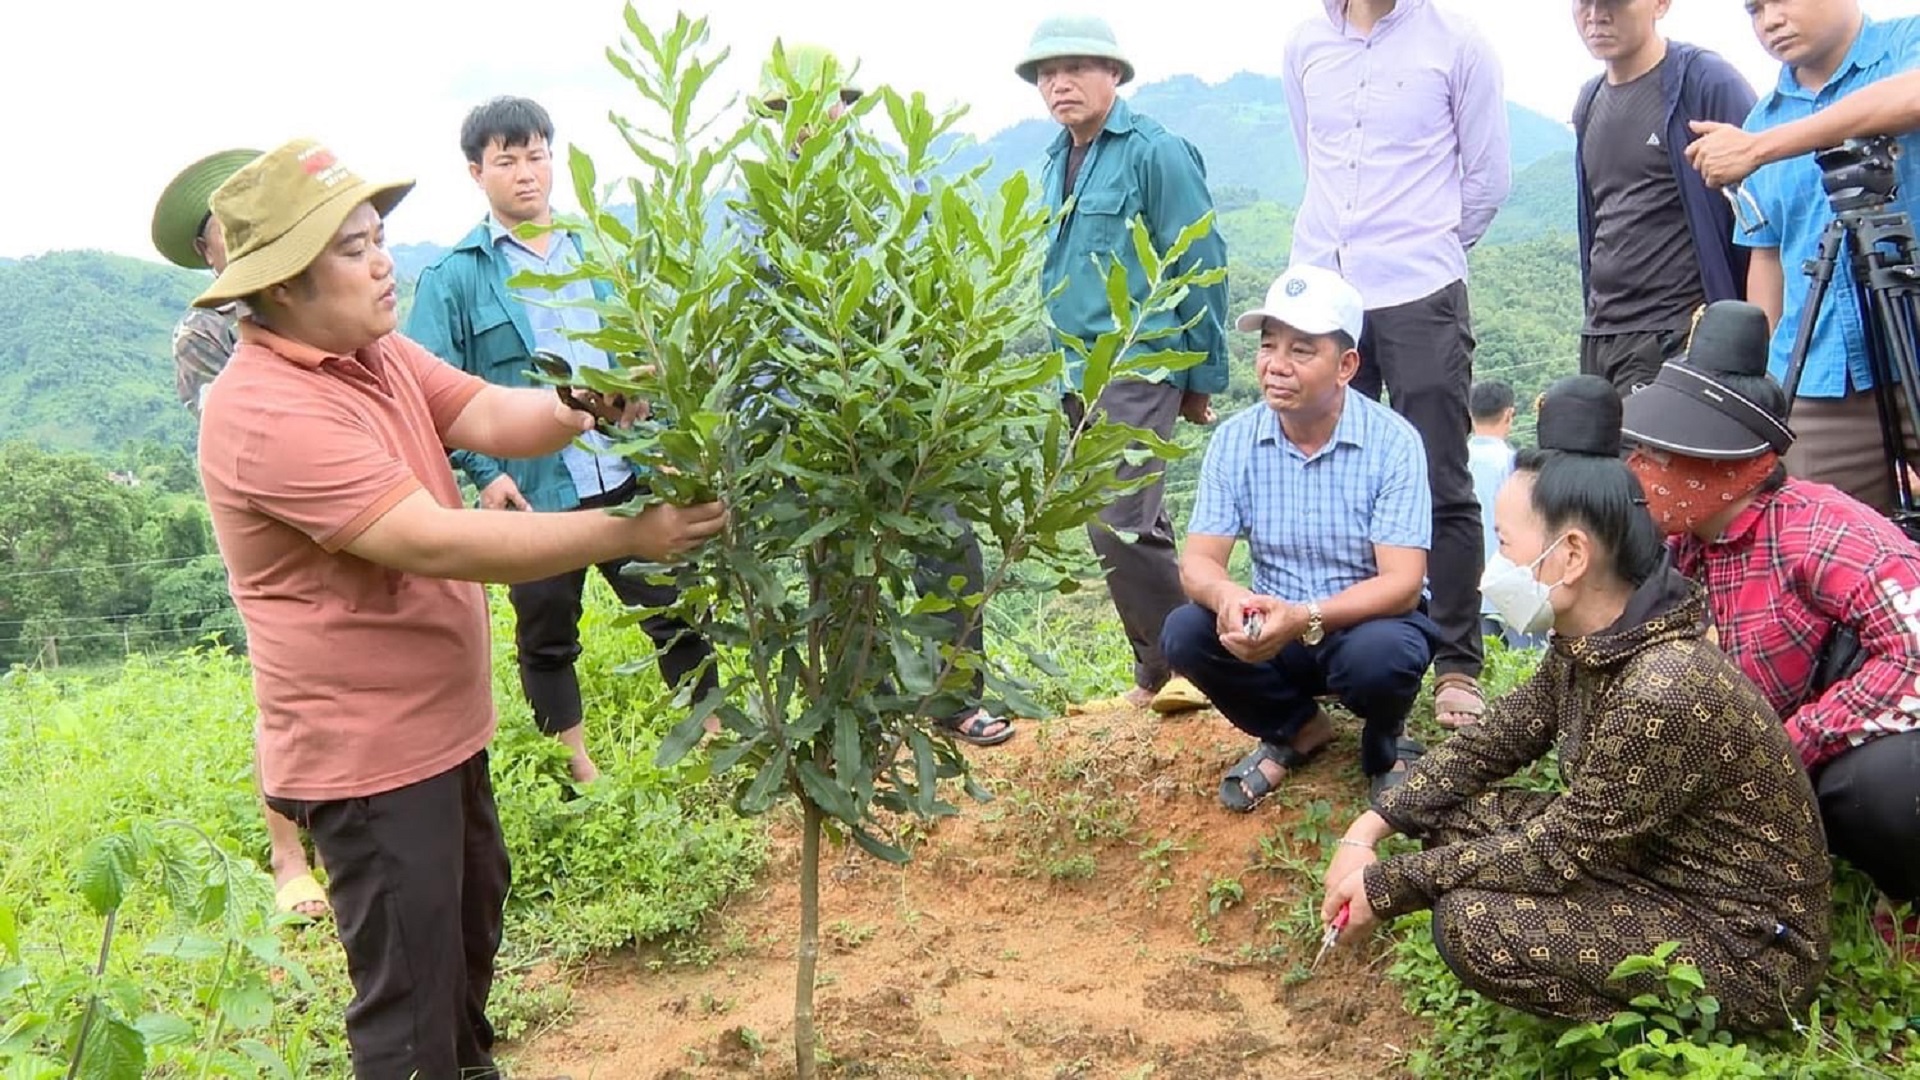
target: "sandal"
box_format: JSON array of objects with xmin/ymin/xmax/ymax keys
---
[
  {"xmin": 1369, "ymin": 737, "xmax": 1427, "ymax": 803},
  {"xmin": 1150, "ymin": 676, "xmax": 1209, "ymax": 715},
  {"xmin": 1432, "ymin": 673, "xmax": 1485, "ymax": 730},
  {"xmin": 939, "ymin": 709, "xmax": 1016, "ymax": 747},
  {"xmin": 274, "ymin": 870, "xmax": 331, "ymax": 921},
  {"xmin": 1220, "ymin": 740, "xmax": 1320, "ymax": 813}
]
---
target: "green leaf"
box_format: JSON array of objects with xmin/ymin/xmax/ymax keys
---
[
  {"xmin": 233, "ymin": 1038, "xmax": 297, "ymax": 1080},
  {"xmin": 738, "ymin": 748, "xmax": 790, "ymax": 815},
  {"xmin": 76, "ymin": 1014, "xmax": 144, "ymax": 1080},
  {"xmin": 0, "ymin": 903, "xmax": 15, "ymax": 961},
  {"xmin": 0, "ymin": 963, "xmax": 29, "ymax": 1000},
  {"xmin": 214, "ymin": 981, "xmax": 274, "ymax": 1032},
  {"xmin": 654, "ymin": 685, "xmax": 724, "ymax": 768},
  {"xmin": 902, "ymin": 722, "xmax": 940, "ymax": 814},
  {"xmin": 849, "ymin": 826, "xmax": 910, "ymax": 865},
  {"xmin": 132, "ymin": 1014, "xmax": 194, "ymax": 1047},
  {"xmin": 74, "ymin": 833, "xmax": 138, "ymax": 917},
  {"xmin": 795, "ymin": 760, "xmax": 856, "ymax": 823},
  {"xmin": 832, "ymin": 712, "xmax": 863, "ymax": 791},
  {"xmin": 1025, "ymin": 649, "xmax": 1067, "ymax": 679},
  {"xmin": 142, "ymin": 935, "xmax": 224, "ymax": 962}
]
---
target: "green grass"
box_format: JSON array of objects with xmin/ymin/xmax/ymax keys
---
[
  {"xmin": 4, "ymin": 580, "xmax": 1916, "ymax": 1079},
  {"xmin": 0, "ymin": 578, "xmax": 764, "ymax": 1076}
]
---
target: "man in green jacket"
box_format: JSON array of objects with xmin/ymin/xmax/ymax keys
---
[
  {"xmin": 1018, "ymin": 14, "xmax": 1231, "ymax": 713},
  {"xmin": 406, "ymin": 97, "xmax": 713, "ymax": 782}
]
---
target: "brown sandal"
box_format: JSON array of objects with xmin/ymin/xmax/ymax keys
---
[{"xmin": 1432, "ymin": 673, "xmax": 1485, "ymax": 730}]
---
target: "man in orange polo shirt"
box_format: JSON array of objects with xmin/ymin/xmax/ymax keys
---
[{"xmin": 194, "ymin": 138, "xmax": 726, "ymax": 1080}]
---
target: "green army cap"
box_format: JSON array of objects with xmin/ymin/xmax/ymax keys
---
[{"xmin": 151, "ymin": 148, "xmax": 262, "ymax": 270}]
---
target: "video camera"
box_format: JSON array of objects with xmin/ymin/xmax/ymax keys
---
[{"xmin": 1816, "ymin": 135, "xmax": 1902, "ymax": 215}]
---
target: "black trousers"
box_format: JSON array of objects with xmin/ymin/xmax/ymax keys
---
[
  {"xmin": 1160, "ymin": 603, "xmax": 1437, "ymax": 776},
  {"xmin": 1578, "ymin": 328, "xmax": 1688, "ymax": 400},
  {"xmin": 1351, "ymin": 280, "xmax": 1484, "ymax": 681},
  {"xmin": 268, "ymin": 751, "xmax": 509, "ymax": 1080},
  {"xmin": 1816, "ymin": 730, "xmax": 1920, "ymax": 903},
  {"xmin": 912, "ymin": 506, "xmax": 988, "ymax": 713},
  {"xmin": 510, "ymin": 480, "xmax": 716, "ymax": 734},
  {"xmin": 1063, "ymin": 379, "xmax": 1189, "ymax": 691}
]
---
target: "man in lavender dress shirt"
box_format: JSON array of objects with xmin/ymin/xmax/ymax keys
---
[{"xmin": 1283, "ymin": 0, "xmax": 1511, "ymax": 728}]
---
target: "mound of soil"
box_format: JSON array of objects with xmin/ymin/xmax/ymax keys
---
[{"xmin": 503, "ymin": 702, "xmax": 1427, "ymax": 1078}]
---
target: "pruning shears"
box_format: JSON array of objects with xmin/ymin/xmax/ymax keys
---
[{"xmin": 1312, "ymin": 903, "xmax": 1351, "ymax": 972}]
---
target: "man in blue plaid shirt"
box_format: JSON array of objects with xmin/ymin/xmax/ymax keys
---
[{"xmin": 1162, "ymin": 266, "xmax": 1440, "ymax": 811}]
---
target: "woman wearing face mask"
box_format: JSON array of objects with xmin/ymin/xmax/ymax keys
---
[
  {"xmin": 1317, "ymin": 374, "xmax": 1829, "ymax": 1029},
  {"xmin": 1622, "ymin": 299, "xmax": 1920, "ymax": 953}
]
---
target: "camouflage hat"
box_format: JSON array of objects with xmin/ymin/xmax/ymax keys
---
[
  {"xmin": 756, "ymin": 42, "xmax": 862, "ymax": 112},
  {"xmin": 151, "ymin": 148, "xmax": 262, "ymax": 270},
  {"xmin": 192, "ymin": 139, "xmax": 413, "ymax": 308}
]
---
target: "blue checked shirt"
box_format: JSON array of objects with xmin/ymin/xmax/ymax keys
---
[
  {"xmin": 1189, "ymin": 388, "xmax": 1431, "ymax": 601},
  {"xmin": 1737, "ymin": 16, "xmax": 1920, "ymax": 398}
]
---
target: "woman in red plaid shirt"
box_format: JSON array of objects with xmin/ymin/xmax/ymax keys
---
[{"xmin": 1623, "ymin": 301, "xmax": 1920, "ymax": 953}]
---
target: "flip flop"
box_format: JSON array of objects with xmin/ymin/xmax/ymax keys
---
[
  {"xmin": 1150, "ymin": 676, "xmax": 1210, "ymax": 715},
  {"xmin": 274, "ymin": 871, "xmax": 331, "ymax": 921},
  {"xmin": 1369, "ymin": 737, "xmax": 1427, "ymax": 803},
  {"xmin": 939, "ymin": 709, "xmax": 1016, "ymax": 747},
  {"xmin": 1432, "ymin": 673, "xmax": 1485, "ymax": 730}
]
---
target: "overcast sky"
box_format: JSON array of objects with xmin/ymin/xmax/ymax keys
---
[{"xmin": 9, "ymin": 0, "xmax": 1918, "ymax": 261}]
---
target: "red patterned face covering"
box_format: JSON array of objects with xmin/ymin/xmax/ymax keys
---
[{"xmin": 1627, "ymin": 450, "xmax": 1779, "ymax": 535}]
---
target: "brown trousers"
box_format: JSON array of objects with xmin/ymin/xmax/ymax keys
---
[{"xmin": 1785, "ymin": 389, "xmax": 1920, "ymax": 513}]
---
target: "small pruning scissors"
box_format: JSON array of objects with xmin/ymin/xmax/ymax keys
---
[
  {"xmin": 1312, "ymin": 903, "xmax": 1351, "ymax": 972},
  {"xmin": 531, "ymin": 350, "xmax": 631, "ymax": 436}
]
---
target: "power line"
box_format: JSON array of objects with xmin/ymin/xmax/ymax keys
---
[
  {"xmin": 10, "ymin": 622, "xmax": 237, "ymax": 646},
  {"xmin": 0, "ymin": 554, "xmax": 216, "ymax": 582},
  {"xmin": 0, "ymin": 606, "xmax": 232, "ymax": 630}
]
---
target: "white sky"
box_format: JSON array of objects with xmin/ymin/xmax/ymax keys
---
[{"xmin": 7, "ymin": 0, "xmax": 1918, "ymax": 261}]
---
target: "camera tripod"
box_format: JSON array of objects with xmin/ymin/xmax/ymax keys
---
[{"xmin": 1778, "ymin": 138, "xmax": 1920, "ymax": 538}]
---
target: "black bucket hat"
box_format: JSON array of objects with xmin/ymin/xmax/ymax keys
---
[{"xmin": 1620, "ymin": 301, "xmax": 1794, "ymax": 460}]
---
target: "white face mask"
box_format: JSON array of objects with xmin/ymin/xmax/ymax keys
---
[{"xmin": 1480, "ymin": 535, "xmax": 1568, "ymax": 636}]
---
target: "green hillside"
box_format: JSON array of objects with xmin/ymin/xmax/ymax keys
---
[{"xmin": 0, "ymin": 252, "xmax": 205, "ymax": 452}]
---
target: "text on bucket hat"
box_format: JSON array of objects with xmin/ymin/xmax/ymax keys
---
[
  {"xmin": 1620, "ymin": 301, "xmax": 1794, "ymax": 460},
  {"xmin": 192, "ymin": 139, "xmax": 414, "ymax": 309},
  {"xmin": 1235, "ymin": 266, "xmax": 1365, "ymax": 343},
  {"xmin": 151, "ymin": 148, "xmax": 263, "ymax": 270},
  {"xmin": 1015, "ymin": 14, "xmax": 1135, "ymax": 85}
]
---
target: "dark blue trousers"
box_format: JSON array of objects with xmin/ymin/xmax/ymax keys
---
[{"xmin": 1161, "ymin": 603, "xmax": 1436, "ymax": 776}]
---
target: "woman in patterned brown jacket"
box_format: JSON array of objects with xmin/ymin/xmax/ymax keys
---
[{"xmin": 1319, "ymin": 376, "xmax": 1831, "ymax": 1030}]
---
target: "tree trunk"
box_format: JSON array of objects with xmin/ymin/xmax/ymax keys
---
[{"xmin": 794, "ymin": 797, "xmax": 823, "ymax": 1079}]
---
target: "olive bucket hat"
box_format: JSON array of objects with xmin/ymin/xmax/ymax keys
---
[
  {"xmin": 151, "ymin": 148, "xmax": 262, "ymax": 270},
  {"xmin": 192, "ymin": 138, "xmax": 413, "ymax": 309},
  {"xmin": 1015, "ymin": 14, "xmax": 1135, "ymax": 85}
]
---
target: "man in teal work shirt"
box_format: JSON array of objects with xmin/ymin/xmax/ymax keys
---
[
  {"xmin": 407, "ymin": 97, "xmax": 714, "ymax": 782},
  {"xmin": 1017, "ymin": 14, "xmax": 1230, "ymax": 714},
  {"xmin": 1683, "ymin": 2, "xmax": 1920, "ymax": 512}
]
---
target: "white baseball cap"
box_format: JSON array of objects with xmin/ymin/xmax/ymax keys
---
[{"xmin": 1235, "ymin": 265, "xmax": 1365, "ymax": 343}]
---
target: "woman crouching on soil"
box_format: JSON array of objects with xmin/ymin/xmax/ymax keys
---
[
  {"xmin": 1622, "ymin": 301, "xmax": 1920, "ymax": 952},
  {"xmin": 1318, "ymin": 375, "xmax": 1830, "ymax": 1029}
]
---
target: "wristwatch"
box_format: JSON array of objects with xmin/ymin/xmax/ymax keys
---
[{"xmin": 1302, "ymin": 600, "xmax": 1325, "ymax": 646}]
